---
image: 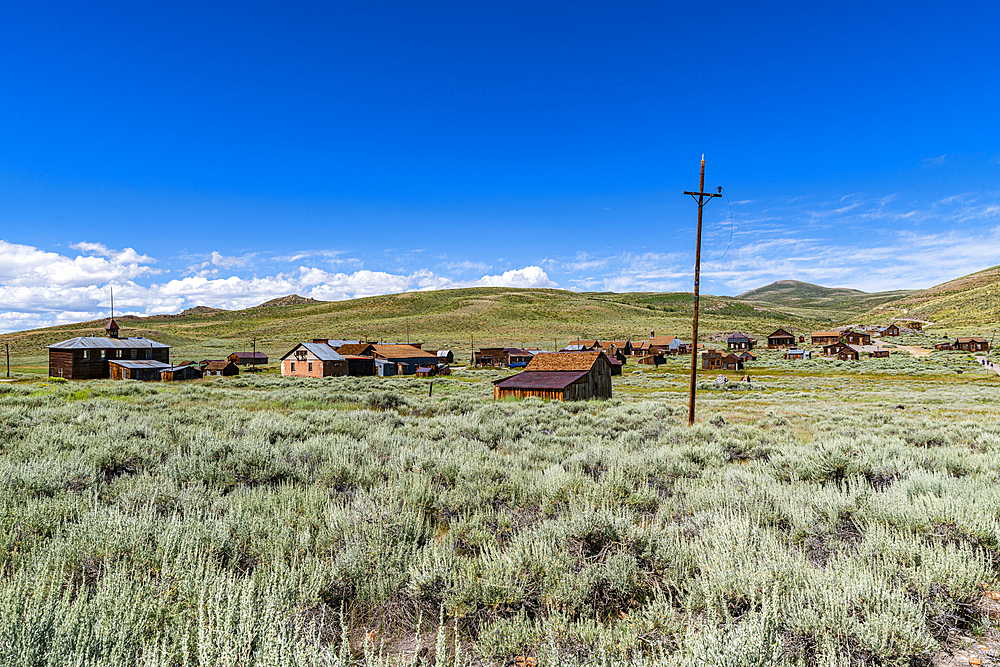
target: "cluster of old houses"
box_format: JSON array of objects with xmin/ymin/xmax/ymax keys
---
[{"xmin": 44, "ymin": 317, "xmax": 992, "ymax": 402}]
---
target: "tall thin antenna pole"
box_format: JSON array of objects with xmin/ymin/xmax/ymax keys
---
[
  {"xmin": 110, "ymin": 286, "xmax": 114, "ymax": 319},
  {"xmin": 683, "ymin": 155, "xmax": 722, "ymax": 426}
]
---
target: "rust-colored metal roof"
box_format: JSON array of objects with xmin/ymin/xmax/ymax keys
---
[
  {"xmin": 956, "ymin": 337, "xmax": 987, "ymax": 343},
  {"xmin": 371, "ymin": 344, "xmax": 438, "ymax": 359},
  {"xmin": 335, "ymin": 343, "xmax": 375, "ymax": 356},
  {"xmin": 811, "ymin": 331, "xmax": 840, "ymax": 337},
  {"xmin": 493, "ymin": 370, "xmax": 589, "ymax": 389},
  {"xmin": 108, "ymin": 360, "xmax": 172, "ymax": 370},
  {"xmin": 649, "ymin": 335, "xmax": 677, "ymax": 347},
  {"xmin": 525, "ymin": 350, "xmax": 602, "ymax": 372},
  {"xmin": 105, "ymin": 318, "xmax": 119, "ymax": 330},
  {"xmin": 230, "ymin": 352, "xmax": 267, "ymax": 360}
]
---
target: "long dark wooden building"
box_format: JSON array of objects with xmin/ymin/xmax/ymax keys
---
[
  {"xmin": 47, "ymin": 319, "xmax": 171, "ymax": 380},
  {"xmin": 493, "ymin": 351, "xmax": 612, "ymax": 401}
]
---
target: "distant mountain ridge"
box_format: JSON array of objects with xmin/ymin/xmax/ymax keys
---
[
  {"xmin": 737, "ymin": 280, "xmax": 914, "ymax": 321},
  {"xmin": 861, "ymin": 264, "xmax": 1000, "ymax": 327}
]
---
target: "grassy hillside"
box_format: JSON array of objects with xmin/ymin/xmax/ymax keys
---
[
  {"xmin": 1, "ymin": 287, "xmax": 832, "ymax": 368},
  {"xmin": 861, "ymin": 264, "xmax": 1000, "ymax": 330},
  {"xmin": 737, "ymin": 280, "xmax": 914, "ymax": 321}
]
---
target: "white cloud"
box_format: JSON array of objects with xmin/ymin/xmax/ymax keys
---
[
  {"xmin": 210, "ymin": 251, "xmax": 256, "ymax": 269},
  {"xmin": 0, "ymin": 240, "xmax": 159, "ymax": 289}
]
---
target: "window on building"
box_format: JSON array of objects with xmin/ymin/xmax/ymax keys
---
[
  {"xmin": 290, "ymin": 362, "xmax": 295, "ymax": 372},
  {"xmin": 131, "ymin": 349, "xmax": 137, "ymax": 359},
  {"xmin": 82, "ymin": 350, "xmax": 89, "ymax": 361},
  {"xmin": 308, "ymin": 362, "xmax": 313, "ymax": 372}
]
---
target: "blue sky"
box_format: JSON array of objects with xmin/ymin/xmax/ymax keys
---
[{"xmin": 2, "ymin": 2, "xmax": 999, "ymax": 331}]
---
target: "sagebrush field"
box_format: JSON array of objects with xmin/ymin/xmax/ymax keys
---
[{"xmin": 2, "ymin": 349, "xmax": 1000, "ymax": 666}]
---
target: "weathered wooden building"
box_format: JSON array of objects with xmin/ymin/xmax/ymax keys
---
[
  {"xmin": 783, "ymin": 348, "xmax": 812, "ymax": 360},
  {"xmin": 161, "ymin": 364, "xmax": 203, "ymax": 382},
  {"xmin": 228, "ymin": 352, "xmax": 268, "ymax": 366},
  {"xmin": 841, "ymin": 330, "xmax": 871, "ymax": 346},
  {"xmin": 880, "ymin": 324, "xmax": 901, "ymax": 337},
  {"xmin": 493, "ymin": 351, "xmax": 612, "ymax": 401},
  {"xmin": 343, "ymin": 355, "xmax": 375, "ymax": 376},
  {"xmin": 204, "ymin": 360, "xmax": 240, "ymax": 376},
  {"xmin": 475, "ymin": 347, "xmax": 533, "ymax": 368},
  {"xmin": 726, "ymin": 333, "xmax": 755, "ymax": 351},
  {"xmin": 333, "ymin": 342, "xmax": 377, "ymax": 357},
  {"xmin": 436, "ymin": 350, "xmax": 455, "ymax": 364},
  {"xmin": 108, "ymin": 359, "xmax": 172, "ymax": 381},
  {"xmin": 811, "ymin": 331, "xmax": 841, "ymax": 346},
  {"xmin": 954, "ymin": 337, "xmax": 990, "ymax": 352},
  {"xmin": 47, "ymin": 325, "xmax": 171, "ymax": 380},
  {"xmin": 767, "ymin": 329, "xmax": 795, "ymax": 349},
  {"xmin": 372, "ymin": 344, "xmax": 440, "ymax": 376},
  {"xmin": 280, "ymin": 342, "xmax": 347, "ymax": 377},
  {"xmin": 702, "ymin": 350, "xmax": 744, "ymax": 371}
]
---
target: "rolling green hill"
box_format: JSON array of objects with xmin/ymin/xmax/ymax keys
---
[
  {"xmin": 2, "ymin": 287, "xmax": 825, "ymax": 368},
  {"xmin": 737, "ymin": 280, "xmax": 914, "ymax": 321},
  {"xmin": 861, "ymin": 264, "xmax": 1000, "ymax": 329}
]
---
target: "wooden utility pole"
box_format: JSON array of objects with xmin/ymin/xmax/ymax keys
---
[
  {"xmin": 5, "ymin": 342, "xmax": 9, "ymax": 378},
  {"xmin": 471, "ymin": 335, "xmax": 474, "ymax": 368},
  {"xmin": 252, "ymin": 338, "xmax": 257, "ymax": 373},
  {"xmin": 683, "ymin": 155, "xmax": 722, "ymax": 426}
]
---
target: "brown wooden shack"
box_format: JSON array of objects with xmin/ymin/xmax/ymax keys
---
[
  {"xmin": 880, "ymin": 324, "xmax": 901, "ymax": 337},
  {"xmin": 228, "ymin": 352, "xmax": 268, "ymax": 366},
  {"xmin": 702, "ymin": 350, "xmax": 744, "ymax": 371},
  {"xmin": 161, "ymin": 364, "xmax": 203, "ymax": 382},
  {"xmin": 767, "ymin": 328, "xmax": 795, "ymax": 349},
  {"xmin": 493, "ymin": 350, "xmax": 612, "ymax": 401},
  {"xmin": 840, "ymin": 330, "xmax": 871, "ymax": 346},
  {"xmin": 954, "ymin": 337, "xmax": 990, "ymax": 352},
  {"xmin": 108, "ymin": 359, "xmax": 172, "ymax": 381},
  {"xmin": 203, "ymin": 360, "xmax": 240, "ymax": 376},
  {"xmin": 811, "ymin": 331, "xmax": 841, "ymax": 346}
]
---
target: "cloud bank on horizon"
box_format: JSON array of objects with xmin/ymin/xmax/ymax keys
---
[{"xmin": 2, "ymin": 192, "xmax": 998, "ymax": 333}]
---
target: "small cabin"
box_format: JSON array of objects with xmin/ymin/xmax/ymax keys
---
[
  {"xmin": 840, "ymin": 330, "xmax": 871, "ymax": 346},
  {"xmin": 879, "ymin": 324, "xmax": 900, "ymax": 337},
  {"xmin": 702, "ymin": 350, "xmax": 744, "ymax": 371},
  {"xmin": 204, "ymin": 360, "xmax": 240, "ymax": 377},
  {"xmin": 108, "ymin": 359, "xmax": 172, "ymax": 381},
  {"xmin": 811, "ymin": 331, "xmax": 840, "ymax": 346},
  {"xmin": 436, "ymin": 350, "xmax": 455, "ymax": 364},
  {"xmin": 228, "ymin": 352, "xmax": 268, "ymax": 366},
  {"xmin": 783, "ymin": 349, "xmax": 812, "ymax": 360},
  {"xmin": 493, "ymin": 351, "xmax": 612, "ymax": 401},
  {"xmin": 727, "ymin": 333, "xmax": 755, "ymax": 351},
  {"xmin": 161, "ymin": 364, "xmax": 203, "ymax": 382},
  {"xmin": 767, "ymin": 329, "xmax": 795, "ymax": 349},
  {"xmin": 954, "ymin": 337, "xmax": 990, "ymax": 352}
]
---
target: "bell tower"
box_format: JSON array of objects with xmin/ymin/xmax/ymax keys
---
[{"xmin": 106, "ymin": 287, "xmax": 119, "ymax": 338}]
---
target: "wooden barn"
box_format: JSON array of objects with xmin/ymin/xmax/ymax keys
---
[
  {"xmin": 47, "ymin": 322, "xmax": 171, "ymax": 380},
  {"xmin": 811, "ymin": 331, "xmax": 841, "ymax": 346},
  {"xmin": 228, "ymin": 352, "xmax": 268, "ymax": 366},
  {"xmin": 161, "ymin": 364, "xmax": 203, "ymax": 382},
  {"xmin": 702, "ymin": 350, "xmax": 744, "ymax": 371},
  {"xmin": 767, "ymin": 329, "xmax": 795, "ymax": 349},
  {"xmin": 436, "ymin": 350, "xmax": 455, "ymax": 364},
  {"xmin": 841, "ymin": 330, "xmax": 872, "ymax": 346},
  {"xmin": 280, "ymin": 342, "xmax": 347, "ymax": 377},
  {"xmin": 204, "ymin": 360, "xmax": 240, "ymax": 376},
  {"xmin": 954, "ymin": 337, "xmax": 990, "ymax": 352},
  {"xmin": 108, "ymin": 359, "xmax": 172, "ymax": 381},
  {"xmin": 493, "ymin": 351, "xmax": 612, "ymax": 401}
]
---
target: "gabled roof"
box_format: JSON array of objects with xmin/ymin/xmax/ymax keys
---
[
  {"xmin": 280, "ymin": 342, "xmax": 345, "ymax": 362},
  {"xmin": 371, "ymin": 344, "xmax": 438, "ymax": 360},
  {"xmin": 768, "ymin": 328, "xmax": 793, "ymax": 338},
  {"xmin": 525, "ymin": 350, "xmax": 603, "ymax": 372},
  {"xmin": 105, "ymin": 318, "xmax": 119, "ymax": 331},
  {"xmin": 204, "ymin": 360, "xmax": 238, "ymax": 371},
  {"xmin": 436, "ymin": 350, "xmax": 452, "ymax": 356},
  {"xmin": 956, "ymin": 337, "xmax": 987, "ymax": 343},
  {"xmin": 47, "ymin": 336, "xmax": 170, "ymax": 350},
  {"xmin": 230, "ymin": 352, "xmax": 267, "ymax": 360},
  {"xmin": 493, "ymin": 370, "xmax": 590, "ymax": 390},
  {"xmin": 727, "ymin": 332, "xmax": 750, "ymax": 341},
  {"xmin": 812, "ymin": 331, "xmax": 840, "ymax": 337}
]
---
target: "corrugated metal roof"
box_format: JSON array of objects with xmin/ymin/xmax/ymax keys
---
[
  {"xmin": 47, "ymin": 336, "xmax": 171, "ymax": 350},
  {"xmin": 301, "ymin": 342, "xmax": 345, "ymax": 361},
  {"xmin": 493, "ymin": 370, "xmax": 589, "ymax": 390},
  {"xmin": 108, "ymin": 360, "xmax": 172, "ymax": 369},
  {"xmin": 525, "ymin": 351, "xmax": 602, "ymax": 372}
]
